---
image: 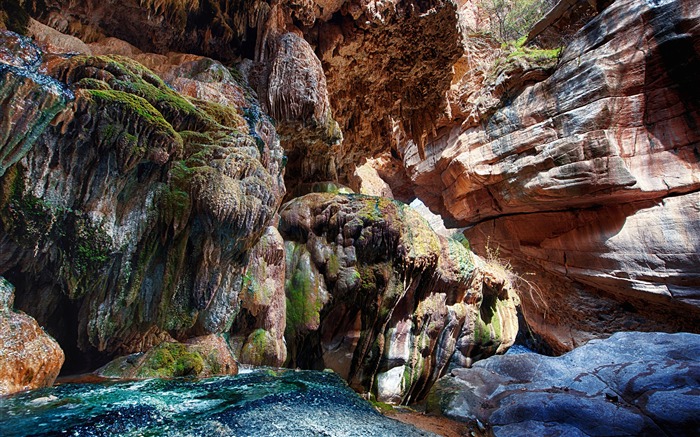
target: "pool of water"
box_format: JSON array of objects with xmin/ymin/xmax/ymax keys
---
[{"xmin": 0, "ymin": 370, "xmax": 433, "ymax": 436}]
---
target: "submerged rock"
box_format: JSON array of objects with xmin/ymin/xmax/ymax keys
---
[
  {"xmin": 428, "ymin": 331, "xmax": 700, "ymax": 436},
  {"xmin": 279, "ymin": 192, "xmax": 518, "ymax": 403},
  {"xmin": 0, "ymin": 370, "xmax": 434, "ymax": 436},
  {"xmin": 0, "ymin": 277, "xmax": 64, "ymax": 396}
]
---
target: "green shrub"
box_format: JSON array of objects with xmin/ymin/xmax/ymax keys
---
[{"xmin": 480, "ymin": 0, "xmax": 555, "ymax": 42}]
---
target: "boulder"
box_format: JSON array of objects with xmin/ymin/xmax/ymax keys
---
[
  {"xmin": 0, "ymin": 277, "xmax": 64, "ymax": 396},
  {"xmin": 96, "ymin": 334, "xmax": 238, "ymax": 379},
  {"xmin": 429, "ymin": 331, "xmax": 700, "ymax": 436}
]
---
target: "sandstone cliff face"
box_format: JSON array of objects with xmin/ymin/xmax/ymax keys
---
[
  {"xmin": 278, "ymin": 192, "xmax": 517, "ymax": 403},
  {"xmin": 0, "ymin": 277, "xmax": 64, "ymax": 396},
  {"xmin": 401, "ymin": 0, "xmax": 700, "ymax": 351}
]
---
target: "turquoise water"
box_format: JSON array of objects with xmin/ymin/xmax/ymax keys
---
[{"xmin": 0, "ymin": 370, "xmax": 432, "ymax": 436}]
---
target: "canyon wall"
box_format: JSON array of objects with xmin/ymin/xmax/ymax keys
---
[
  {"xmin": 402, "ymin": 0, "xmax": 700, "ymax": 351},
  {"xmin": 0, "ymin": 0, "xmax": 518, "ymax": 401},
  {"xmin": 2, "ymin": 0, "xmax": 698, "ymax": 399}
]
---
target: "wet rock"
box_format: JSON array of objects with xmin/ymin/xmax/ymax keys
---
[
  {"xmin": 231, "ymin": 226, "xmax": 288, "ymax": 367},
  {"xmin": 0, "ymin": 277, "xmax": 64, "ymax": 396},
  {"xmin": 0, "ymin": 31, "xmax": 72, "ymax": 177},
  {"xmin": 428, "ymin": 331, "xmax": 700, "ymax": 436},
  {"xmin": 96, "ymin": 334, "xmax": 238, "ymax": 379},
  {"xmin": 279, "ymin": 192, "xmax": 518, "ymax": 403}
]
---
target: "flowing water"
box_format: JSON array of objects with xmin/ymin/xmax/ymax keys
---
[{"xmin": 0, "ymin": 370, "xmax": 434, "ymax": 436}]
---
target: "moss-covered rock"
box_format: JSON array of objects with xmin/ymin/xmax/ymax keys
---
[
  {"xmin": 278, "ymin": 192, "xmax": 519, "ymax": 404},
  {"xmin": 0, "ymin": 37, "xmax": 285, "ymax": 372},
  {"xmin": 96, "ymin": 334, "xmax": 238, "ymax": 379}
]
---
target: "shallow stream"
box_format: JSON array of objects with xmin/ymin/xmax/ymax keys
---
[{"xmin": 0, "ymin": 370, "xmax": 433, "ymax": 436}]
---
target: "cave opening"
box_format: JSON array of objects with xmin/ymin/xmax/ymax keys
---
[{"xmin": 7, "ymin": 268, "xmax": 110, "ymax": 376}]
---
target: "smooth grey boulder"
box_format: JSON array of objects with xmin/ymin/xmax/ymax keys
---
[{"xmin": 428, "ymin": 331, "xmax": 700, "ymax": 436}]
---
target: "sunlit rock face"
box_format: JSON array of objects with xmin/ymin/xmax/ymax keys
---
[
  {"xmin": 0, "ymin": 277, "xmax": 64, "ymax": 396},
  {"xmin": 279, "ymin": 192, "xmax": 518, "ymax": 403},
  {"xmin": 402, "ymin": 0, "xmax": 700, "ymax": 352},
  {"xmin": 0, "ymin": 30, "xmax": 285, "ymax": 372}
]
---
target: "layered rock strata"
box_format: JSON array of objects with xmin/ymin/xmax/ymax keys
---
[
  {"xmin": 279, "ymin": 192, "xmax": 518, "ymax": 403},
  {"xmin": 402, "ymin": 0, "xmax": 700, "ymax": 351}
]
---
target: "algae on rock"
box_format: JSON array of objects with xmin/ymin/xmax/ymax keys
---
[
  {"xmin": 0, "ymin": 36, "xmax": 285, "ymax": 372},
  {"xmin": 278, "ymin": 192, "xmax": 519, "ymax": 403}
]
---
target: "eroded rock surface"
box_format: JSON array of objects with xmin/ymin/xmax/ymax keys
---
[
  {"xmin": 0, "ymin": 30, "xmax": 285, "ymax": 372},
  {"xmin": 0, "ymin": 277, "xmax": 64, "ymax": 396},
  {"xmin": 429, "ymin": 331, "xmax": 700, "ymax": 436},
  {"xmin": 403, "ymin": 0, "xmax": 700, "ymax": 351},
  {"xmin": 279, "ymin": 192, "xmax": 518, "ymax": 403}
]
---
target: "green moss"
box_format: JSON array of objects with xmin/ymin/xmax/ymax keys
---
[
  {"xmin": 450, "ymin": 232, "xmax": 471, "ymax": 251},
  {"xmin": 505, "ymin": 45, "xmax": 561, "ymax": 63},
  {"xmin": 189, "ymin": 98, "xmax": 245, "ymax": 130},
  {"xmin": 64, "ymin": 55, "xmax": 218, "ymax": 134},
  {"xmin": 356, "ymin": 196, "xmax": 398, "ymax": 224},
  {"xmin": 473, "ymin": 317, "xmax": 492, "ymax": 345},
  {"xmin": 327, "ymin": 253, "xmax": 340, "ymax": 277},
  {"xmin": 284, "ymin": 244, "xmax": 325, "ymax": 337},
  {"xmin": 75, "ymin": 78, "xmax": 110, "ymax": 90},
  {"xmin": 159, "ymin": 186, "xmax": 191, "ymax": 229},
  {"xmin": 86, "ymin": 89, "xmax": 173, "ymax": 133},
  {"xmin": 241, "ymin": 328, "xmax": 270, "ymax": 364},
  {"xmin": 285, "ymin": 268, "xmax": 315, "ymax": 335},
  {"xmin": 369, "ymin": 398, "xmax": 395, "ymax": 413},
  {"xmin": 137, "ymin": 342, "xmax": 204, "ymax": 378},
  {"xmin": 73, "ymin": 218, "xmax": 110, "ymax": 273},
  {"xmin": 1, "ymin": 190, "xmax": 56, "ymax": 244}
]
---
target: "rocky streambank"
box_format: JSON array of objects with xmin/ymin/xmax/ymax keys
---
[{"xmin": 428, "ymin": 331, "xmax": 700, "ymax": 436}]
